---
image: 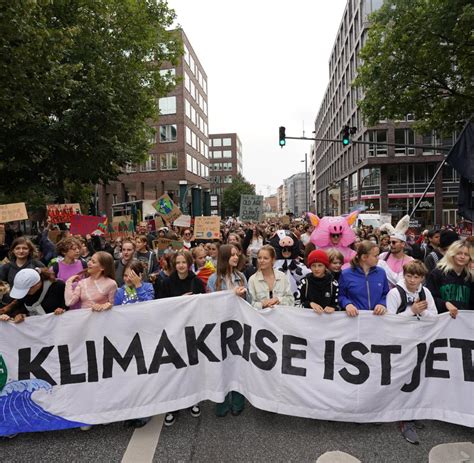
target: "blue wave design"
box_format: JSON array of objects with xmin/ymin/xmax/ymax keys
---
[{"xmin": 0, "ymin": 379, "xmax": 87, "ymax": 435}]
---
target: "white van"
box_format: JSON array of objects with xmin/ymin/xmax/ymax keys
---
[{"xmin": 356, "ymin": 213, "xmax": 392, "ymax": 228}]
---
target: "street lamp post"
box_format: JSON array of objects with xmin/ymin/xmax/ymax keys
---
[{"xmin": 300, "ymin": 153, "xmax": 308, "ymax": 212}]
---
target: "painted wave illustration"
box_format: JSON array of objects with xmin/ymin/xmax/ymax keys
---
[{"xmin": 0, "ymin": 379, "xmax": 87, "ymax": 436}]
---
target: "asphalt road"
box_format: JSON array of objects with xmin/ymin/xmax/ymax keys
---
[{"xmin": 2, "ymin": 401, "xmax": 472, "ymax": 462}]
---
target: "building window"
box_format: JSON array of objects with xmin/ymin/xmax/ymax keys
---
[
  {"xmin": 184, "ymin": 44, "xmax": 189, "ymax": 65},
  {"xmin": 222, "ymin": 138, "xmax": 231, "ymax": 146},
  {"xmin": 160, "ymin": 153, "xmax": 178, "ymax": 171},
  {"xmin": 160, "ymin": 124, "xmax": 177, "ymax": 143},
  {"xmin": 367, "ymin": 130, "xmax": 387, "ymax": 156},
  {"xmin": 158, "ymin": 96, "xmax": 176, "ymax": 115},
  {"xmin": 185, "ymin": 99, "xmax": 191, "ymax": 119},
  {"xmin": 184, "ymin": 72, "xmax": 190, "ymax": 92},
  {"xmin": 212, "ymin": 138, "xmax": 222, "ymax": 147},
  {"xmin": 186, "ymin": 154, "xmax": 192, "ymax": 172},
  {"xmin": 224, "ymin": 175, "xmax": 232, "ymax": 183},
  {"xmin": 213, "ymin": 150, "xmax": 222, "ymax": 158},
  {"xmin": 185, "ymin": 127, "xmax": 191, "ymax": 146},
  {"xmin": 223, "ymin": 150, "xmax": 232, "ymax": 158},
  {"xmin": 223, "ymin": 162, "xmax": 232, "ymax": 171},
  {"xmin": 140, "ymin": 154, "xmax": 157, "ymax": 172},
  {"xmin": 395, "ymin": 128, "xmax": 415, "ymax": 156}
]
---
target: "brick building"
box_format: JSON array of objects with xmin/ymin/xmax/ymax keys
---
[{"xmin": 98, "ymin": 29, "xmax": 211, "ymax": 218}]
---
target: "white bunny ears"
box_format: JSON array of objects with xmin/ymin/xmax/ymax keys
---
[{"xmin": 379, "ymin": 215, "xmax": 410, "ymax": 242}]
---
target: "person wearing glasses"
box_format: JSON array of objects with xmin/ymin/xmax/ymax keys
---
[
  {"xmin": 181, "ymin": 229, "xmax": 196, "ymax": 250},
  {"xmin": 377, "ymin": 231, "xmax": 413, "ymax": 289}
]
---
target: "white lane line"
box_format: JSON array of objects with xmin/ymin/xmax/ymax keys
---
[{"xmin": 121, "ymin": 415, "xmax": 165, "ymax": 463}]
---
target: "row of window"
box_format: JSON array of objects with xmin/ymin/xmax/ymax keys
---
[
  {"xmin": 125, "ymin": 153, "xmax": 178, "ymax": 172},
  {"xmin": 184, "ymin": 74, "xmax": 208, "ymax": 116},
  {"xmin": 186, "ymin": 153, "xmax": 209, "ymax": 178},
  {"xmin": 183, "ymin": 44, "xmax": 207, "ymax": 94},
  {"xmin": 210, "ymin": 150, "xmax": 232, "ymax": 159},
  {"xmin": 185, "ymin": 99, "xmax": 208, "ymax": 136},
  {"xmin": 210, "ymin": 162, "xmax": 233, "ymax": 171},
  {"xmin": 210, "ymin": 175, "xmax": 233, "ymax": 184},
  {"xmin": 185, "ymin": 126, "xmax": 209, "ymax": 158},
  {"xmin": 211, "ymin": 137, "xmax": 232, "ymax": 147}
]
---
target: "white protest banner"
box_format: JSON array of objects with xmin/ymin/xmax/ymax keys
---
[
  {"xmin": 0, "ymin": 294, "xmax": 472, "ymax": 436},
  {"xmin": 0, "ymin": 202, "xmax": 28, "ymax": 223},
  {"xmin": 240, "ymin": 195, "xmax": 263, "ymax": 222}
]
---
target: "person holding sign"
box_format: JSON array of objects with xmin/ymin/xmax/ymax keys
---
[
  {"xmin": 207, "ymin": 244, "xmax": 250, "ymax": 417},
  {"xmin": 248, "ymin": 245, "xmax": 294, "ymax": 309},
  {"xmin": 338, "ymin": 241, "xmax": 389, "ymax": 316}
]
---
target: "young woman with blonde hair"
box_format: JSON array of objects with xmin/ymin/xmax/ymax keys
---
[{"xmin": 426, "ymin": 240, "xmax": 473, "ymax": 317}]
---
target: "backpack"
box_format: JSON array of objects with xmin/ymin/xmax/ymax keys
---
[{"xmin": 395, "ymin": 284, "xmax": 426, "ymax": 314}]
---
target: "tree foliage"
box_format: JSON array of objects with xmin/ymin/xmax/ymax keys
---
[
  {"xmin": 221, "ymin": 174, "xmax": 256, "ymax": 216},
  {"xmin": 0, "ymin": 0, "xmax": 181, "ymax": 203},
  {"xmin": 354, "ymin": 0, "xmax": 474, "ymax": 134}
]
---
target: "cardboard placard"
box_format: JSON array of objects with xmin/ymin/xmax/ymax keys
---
[
  {"xmin": 194, "ymin": 216, "xmax": 220, "ymax": 240},
  {"xmin": 152, "ymin": 238, "xmax": 183, "ymax": 252},
  {"xmin": 47, "ymin": 204, "xmax": 81, "ymax": 224},
  {"xmin": 109, "ymin": 215, "xmax": 134, "ymax": 238},
  {"xmin": 239, "ymin": 195, "xmax": 263, "ymax": 222},
  {"xmin": 70, "ymin": 215, "xmax": 106, "ymax": 236},
  {"xmin": 0, "ymin": 203, "xmax": 28, "ymax": 223},
  {"xmin": 152, "ymin": 194, "xmax": 182, "ymax": 222},
  {"xmin": 281, "ymin": 215, "xmax": 290, "ymax": 225},
  {"xmin": 173, "ymin": 214, "xmax": 192, "ymax": 228}
]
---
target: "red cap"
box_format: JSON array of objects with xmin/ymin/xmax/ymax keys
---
[{"xmin": 307, "ymin": 250, "xmax": 330, "ymax": 268}]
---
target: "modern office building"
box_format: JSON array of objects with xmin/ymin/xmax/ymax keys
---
[
  {"xmin": 208, "ymin": 132, "xmax": 243, "ymax": 215},
  {"xmin": 98, "ymin": 29, "xmax": 211, "ymax": 218},
  {"xmin": 284, "ymin": 172, "xmax": 310, "ymax": 217},
  {"xmin": 312, "ymin": 0, "xmax": 459, "ymax": 227}
]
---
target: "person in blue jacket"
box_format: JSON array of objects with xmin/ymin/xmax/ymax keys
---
[
  {"xmin": 339, "ymin": 240, "xmax": 389, "ymax": 316},
  {"xmin": 114, "ymin": 260, "xmax": 154, "ymax": 306}
]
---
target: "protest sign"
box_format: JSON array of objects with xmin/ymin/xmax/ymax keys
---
[
  {"xmin": 109, "ymin": 216, "xmax": 134, "ymax": 238},
  {"xmin": 281, "ymin": 215, "xmax": 290, "ymax": 225},
  {"xmin": 194, "ymin": 216, "xmax": 220, "ymax": 239},
  {"xmin": 70, "ymin": 215, "xmax": 106, "ymax": 236},
  {"xmin": 173, "ymin": 214, "xmax": 192, "ymax": 228},
  {"xmin": 152, "ymin": 194, "xmax": 182, "ymax": 222},
  {"xmin": 240, "ymin": 195, "xmax": 263, "ymax": 222},
  {"xmin": 0, "ymin": 203, "xmax": 28, "ymax": 223},
  {"xmin": 154, "ymin": 216, "xmax": 165, "ymax": 230},
  {"xmin": 152, "ymin": 239, "xmax": 183, "ymax": 254},
  {"xmin": 47, "ymin": 204, "xmax": 81, "ymax": 224},
  {"xmin": 0, "ymin": 294, "xmax": 472, "ymax": 436}
]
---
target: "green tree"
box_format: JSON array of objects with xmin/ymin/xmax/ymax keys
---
[
  {"xmin": 221, "ymin": 174, "xmax": 256, "ymax": 217},
  {"xmin": 0, "ymin": 0, "xmax": 181, "ymax": 204},
  {"xmin": 354, "ymin": 0, "xmax": 474, "ymax": 134}
]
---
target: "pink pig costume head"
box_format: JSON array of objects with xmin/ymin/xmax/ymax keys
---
[{"xmin": 307, "ymin": 211, "xmax": 359, "ymax": 248}]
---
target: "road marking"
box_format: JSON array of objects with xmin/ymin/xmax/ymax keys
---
[
  {"xmin": 429, "ymin": 442, "xmax": 474, "ymax": 463},
  {"xmin": 316, "ymin": 451, "xmax": 361, "ymax": 463},
  {"xmin": 121, "ymin": 415, "xmax": 164, "ymax": 463}
]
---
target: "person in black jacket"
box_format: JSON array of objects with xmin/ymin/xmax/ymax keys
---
[
  {"xmin": 158, "ymin": 249, "xmax": 205, "ymax": 427},
  {"xmin": 300, "ymin": 250, "xmax": 339, "ymax": 313},
  {"xmin": 0, "ymin": 268, "xmax": 67, "ymax": 322},
  {"xmin": 426, "ymin": 240, "xmax": 473, "ymax": 316}
]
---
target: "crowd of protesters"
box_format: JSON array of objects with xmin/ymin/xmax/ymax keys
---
[{"xmin": 0, "ymin": 215, "xmax": 472, "ymax": 443}]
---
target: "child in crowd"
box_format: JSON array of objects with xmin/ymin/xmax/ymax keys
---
[
  {"xmin": 206, "ymin": 241, "xmax": 220, "ymax": 268},
  {"xmin": 386, "ymin": 260, "xmax": 437, "ymax": 317},
  {"xmin": 300, "ymin": 250, "xmax": 339, "ymax": 313},
  {"xmin": 114, "ymin": 261, "xmax": 154, "ymax": 306},
  {"xmin": 326, "ymin": 248, "xmax": 344, "ymax": 282},
  {"xmin": 114, "ymin": 260, "xmax": 154, "ymax": 429},
  {"xmin": 192, "ymin": 245, "xmax": 215, "ymax": 287}
]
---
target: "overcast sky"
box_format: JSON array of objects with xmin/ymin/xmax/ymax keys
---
[{"xmin": 167, "ymin": 0, "xmax": 348, "ymax": 196}]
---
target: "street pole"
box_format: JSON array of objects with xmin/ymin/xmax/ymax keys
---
[{"xmin": 305, "ymin": 152, "xmax": 308, "ymax": 212}]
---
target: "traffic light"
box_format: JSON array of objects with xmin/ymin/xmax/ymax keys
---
[
  {"xmin": 279, "ymin": 126, "xmax": 286, "ymax": 148},
  {"xmin": 342, "ymin": 126, "xmax": 350, "ymax": 146}
]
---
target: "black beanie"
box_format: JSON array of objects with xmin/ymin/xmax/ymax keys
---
[{"xmin": 439, "ymin": 230, "xmax": 459, "ymax": 249}]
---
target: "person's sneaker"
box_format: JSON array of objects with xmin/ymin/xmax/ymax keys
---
[
  {"xmin": 400, "ymin": 421, "xmax": 419, "ymax": 445},
  {"xmin": 190, "ymin": 405, "xmax": 201, "ymax": 418},
  {"xmin": 80, "ymin": 426, "xmax": 92, "ymax": 432},
  {"xmin": 164, "ymin": 413, "xmax": 176, "ymax": 427}
]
